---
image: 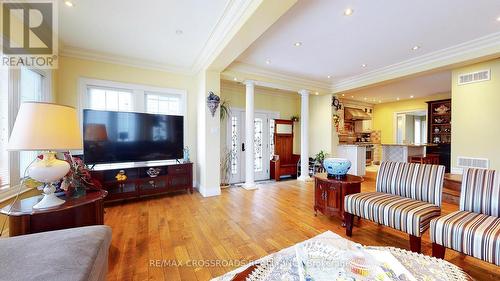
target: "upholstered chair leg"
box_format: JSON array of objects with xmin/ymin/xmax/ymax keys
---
[
  {"xmin": 345, "ymin": 212, "xmax": 354, "ymax": 237},
  {"xmin": 432, "ymin": 243, "xmax": 446, "ymax": 259},
  {"xmin": 409, "ymin": 235, "xmax": 421, "ymax": 253}
]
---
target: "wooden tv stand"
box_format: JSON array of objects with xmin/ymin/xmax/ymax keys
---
[{"xmin": 90, "ymin": 162, "xmax": 193, "ymax": 202}]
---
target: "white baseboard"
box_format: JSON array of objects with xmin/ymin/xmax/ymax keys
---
[{"xmin": 198, "ymin": 186, "xmax": 221, "ymax": 197}]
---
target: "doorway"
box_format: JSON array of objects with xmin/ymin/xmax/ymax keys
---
[
  {"xmin": 394, "ymin": 110, "xmax": 427, "ymax": 144},
  {"xmin": 226, "ymin": 109, "xmax": 279, "ymax": 183}
]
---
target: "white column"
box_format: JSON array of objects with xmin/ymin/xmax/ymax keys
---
[
  {"xmin": 298, "ymin": 89, "xmax": 311, "ymax": 181},
  {"xmin": 243, "ymin": 80, "xmax": 257, "ymax": 189}
]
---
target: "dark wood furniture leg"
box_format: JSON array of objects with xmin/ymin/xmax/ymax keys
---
[
  {"xmin": 409, "ymin": 235, "xmax": 422, "ymax": 253},
  {"xmin": 345, "ymin": 212, "xmax": 354, "ymax": 237},
  {"xmin": 432, "ymin": 243, "xmax": 446, "ymax": 259}
]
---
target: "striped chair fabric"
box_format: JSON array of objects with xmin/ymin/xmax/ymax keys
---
[
  {"xmin": 459, "ymin": 168, "xmax": 500, "ymax": 216},
  {"xmin": 430, "ymin": 168, "xmax": 500, "ymax": 265},
  {"xmin": 345, "ymin": 162, "xmax": 445, "ymax": 237},
  {"xmin": 376, "ymin": 161, "xmax": 445, "ymax": 206},
  {"xmin": 345, "ymin": 192, "xmax": 441, "ymax": 237}
]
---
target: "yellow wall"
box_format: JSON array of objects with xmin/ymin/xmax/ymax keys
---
[
  {"xmin": 55, "ymin": 56, "xmax": 198, "ymax": 165},
  {"xmin": 309, "ymin": 94, "xmax": 334, "ymax": 157},
  {"xmin": 452, "ymin": 58, "xmax": 500, "ymax": 171},
  {"xmin": 220, "ymin": 82, "xmax": 301, "ymax": 153},
  {"xmin": 372, "ymin": 92, "xmax": 451, "ymax": 143}
]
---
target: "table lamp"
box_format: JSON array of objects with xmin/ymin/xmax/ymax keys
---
[{"xmin": 8, "ymin": 102, "xmax": 82, "ymax": 209}]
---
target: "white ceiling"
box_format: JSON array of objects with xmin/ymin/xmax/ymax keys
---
[
  {"xmin": 59, "ymin": 0, "xmax": 231, "ymax": 71},
  {"xmin": 237, "ymin": 0, "xmax": 500, "ymax": 83},
  {"xmin": 343, "ymin": 70, "xmax": 452, "ymax": 104}
]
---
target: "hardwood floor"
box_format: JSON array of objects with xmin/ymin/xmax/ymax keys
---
[{"xmin": 104, "ymin": 173, "xmax": 500, "ymax": 281}]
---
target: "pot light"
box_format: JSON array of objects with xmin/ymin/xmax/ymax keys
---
[
  {"xmin": 233, "ymin": 77, "xmax": 237, "ymax": 81},
  {"xmin": 364, "ymin": 97, "xmax": 367, "ymax": 100},
  {"xmin": 361, "ymin": 64, "xmax": 367, "ymax": 68},
  {"xmin": 327, "ymin": 75, "xmax": 332, "ymax": 79},
  {"xmin": 342, "ymin": 94, "xmax": 345, "ymax": 97},
  {"xmin": 64, "ymin": 1, "xmax": 74, "ymax": 7},
  {"xmin": 351, "ymin": 96, "xmax": 354, "ymax": 98},
  {"xmin": 497, "ymin": 16, "xmax": 500, "ymax": 22},
  {"xmin": 175, "ymin": 29, "xmax": 183, "ymax": 35},
  {"xmin": 294, "ymin": 42, "xmax": 302, "ymax": 47},
  {"xmin": 378, "ymin": 100, "xmax": 382, "ymax": 103},
  {"xmin": 265, "ymin": 59, "xmax": 271, "ymax": 64},
  {"xmin": 315, "ymin": 92, "xmax": 319, "ymax": 95},
  {"xmin": 344, "ymin": 8, "xmax": 354, "ymax": 16},
  {"xmin": 410, "ymin": 95, "xmax": 414, "ymax": 98},
  {"xmin": 396, "ymin": 97, "xmax": 400, "ymax": 101},
  {"xmin": 412, "ymin": 45, "xmax": 420, "ymax": 51}
]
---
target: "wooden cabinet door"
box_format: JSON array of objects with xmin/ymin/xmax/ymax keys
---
[
  {"xmin": 314, "ymin": 180, "xmax": 328, "ymax": 213},
  {"xmin": 325, "ymin": 183, "xmax": 341, "ymax": 215}
]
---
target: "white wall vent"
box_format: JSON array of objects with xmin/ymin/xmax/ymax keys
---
[
  {"xmin": 458, "ymin": 69, "xmax": 490, "ymax": 85},
  {"xmin": 457, "ymin": 156, "xmax": 489, "ymax": 169}
]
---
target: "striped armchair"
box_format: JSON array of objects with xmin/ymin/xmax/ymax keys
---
[
  {"xmin": 430, "ymin": 168, "xmax": 500, "ymax": 265},
  {"xmin": 344, "ymin": 161, "xmax": 445, "ymax": 253}
]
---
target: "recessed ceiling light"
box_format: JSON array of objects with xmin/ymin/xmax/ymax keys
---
[
  {"xmin": 396, "ymin": 97, "xmax": 400, "ymax": 101},
  {"xmin": 233, "ymin": 77, "xmax": 237, "ymax": 81},
  {"xmin": 344, "ymin": 8, "xmax": 354, "ymax": 16},
  {"xmin": 175, "ymin": 29, "xmax": 183, "ymax": 35},
  {"xmin": 64, "ymin": 1, "xmax": 74, "ymax": 7},
  {"xmin": 364, "ymin": 97, "xmax": 367, "ymax": 100},
  {"xmin": 497, "ymin": 16, "xmax": 500, "ymax": 22},
  {"xmin": 327, "ymin": 75, "xmax": 332, "ymax": 79},
  {"xmin": 378, "ymin": 100, "xmax": 382, "ymax": 103},
  {"xmin": 265, "ymin": 59, "xmax": 271, "ymax": 64},
  {"xmin": 315, "ymin": 92, "xmax": 319, "ymax": 95},
  {"xmin": 342, "ymin": 94, "xmax": 345, "ymax": 97},
  {"xmin": 351, "ymin": 96, "xmax": 354, "ymax": 98},
  {"xmin": 410, "ymin": 95, "xmax": 414, "ymax": 98},
  {"xmin": 361, "ymin": 64, "xmax": 367, "ymax": 68},
  {"xmin": 294, "ymin": 42, "xmax": 302, "ymax": 47},
  {"xmin": 412, "ymin": 45, "xmax": 420, "ymax": 51}
]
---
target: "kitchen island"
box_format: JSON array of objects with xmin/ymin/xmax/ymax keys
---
[
  {"xmin": 381, "ymin": 144, "xmax": 435, "ymax": 163},
  {"xmin": 337, "ymin": 144, "xmax": 367, "ymax": 176}
]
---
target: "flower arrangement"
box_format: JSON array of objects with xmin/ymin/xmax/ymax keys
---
[{"xmin": 61, "ymin": 154, "xmax": 101, "ymax": 197}]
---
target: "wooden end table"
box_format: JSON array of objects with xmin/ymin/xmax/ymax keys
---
[
  {"xmin": 313, "ymin": 173, "xmax": 363, "ymax": 226},
  {"xmin": 0, "ymin": 189, "xmax": 107, "ymax": 236}
]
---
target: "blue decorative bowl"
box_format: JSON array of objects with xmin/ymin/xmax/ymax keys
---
[{"xmin": 323, "ymin": 158, "xmax": 351, "ymax": 179}]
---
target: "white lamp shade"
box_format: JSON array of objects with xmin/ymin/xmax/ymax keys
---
[{"xmin": 8, "ymin": 102, "xmax": 82, "ymax": 151}]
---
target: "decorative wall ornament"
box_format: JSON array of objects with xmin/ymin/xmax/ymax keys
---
[
  {"xmin": 332, "ymin": 96, "xmax": 342, "ymax": 111},
  {"xmin": 206, "ymin": 91, "xmax": 220, "ymax": 117}
]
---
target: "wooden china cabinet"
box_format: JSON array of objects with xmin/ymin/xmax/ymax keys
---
[{"xmin": 426, "ymin": 99, "xmax": 451, "ymax": 172}]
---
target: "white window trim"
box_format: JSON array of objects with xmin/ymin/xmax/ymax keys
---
[
  {"xmin": 77, "ymin": 78, "xmax": 188, "ymax": 155},
  {"xmin": 1, "ymin": 68, "xmax": 52, "ymax": 199}
]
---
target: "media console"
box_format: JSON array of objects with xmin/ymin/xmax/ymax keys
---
[{"xmin": 90, "ymin": 162, "xmax": 193, "ymax": 202}]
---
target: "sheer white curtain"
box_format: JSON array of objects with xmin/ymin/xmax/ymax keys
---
[
  {"xmin": 0, "ymin": 70, "xmax": 9, "ymax": 187},
  {"xmin": 19, "ymin": 69, "xmax": 44, "ymax": 178}
]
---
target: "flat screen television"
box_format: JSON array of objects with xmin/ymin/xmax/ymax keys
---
[{"xmin": 83, "ymin": 109, "xmax": 184, "ymax": 164}]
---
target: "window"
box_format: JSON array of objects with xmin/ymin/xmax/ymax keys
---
[
  {"xmin": 88, "ymin": 87, "xmax": 133, "ymax": 111},
  {"xmin": 145, "ymin": 93, "xmax": 181, "ymax": 115},
  {"xmin": 0, "ymin": 68, "xmax": 50, "ymax": 189}
]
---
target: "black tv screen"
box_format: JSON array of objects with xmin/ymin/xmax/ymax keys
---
[{"xmin": 83, "ymin": 110, "xmax": 184, "ymax": 164}]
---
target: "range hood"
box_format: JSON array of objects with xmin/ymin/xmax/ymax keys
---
[{"xmin": 344, "ymin": 107, "xmax": 371, "ymax": 121}]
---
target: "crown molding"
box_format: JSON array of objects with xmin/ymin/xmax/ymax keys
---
[
  {"xmin": 60, "ymin": 46, "xmax": 193, "ymax": 75},
  {"xmin": 332, "ymin": 32, "xmax": 500, "ymax": 93},
  {"xmin": 222, "ymin": 62, "xmax": 331, "ymax": 93},
  {"xmin": 190, "ymin": 0, "xmax": 257, "ymax": 73}
]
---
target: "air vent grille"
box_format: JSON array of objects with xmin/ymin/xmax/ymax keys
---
[
  {"xmin": 457, "ymin": 156, "xmax": 489, "ymax": 169},
  {"xmin": 458, "ymin": 69, "xmax": 490, "ymax": 85}
]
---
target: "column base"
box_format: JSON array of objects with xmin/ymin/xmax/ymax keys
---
[
  {"xmin": 297, "ymin": 175, "xmax": 312, "ymax": 182},
  {"xmin": 242, "ymin": 182, "xmax": 258, "ymax": 190}
]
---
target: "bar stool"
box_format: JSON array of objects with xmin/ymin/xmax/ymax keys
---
[{"xmin": 408, "ymin": 154, "xmax": 440, "ymax": 165}]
